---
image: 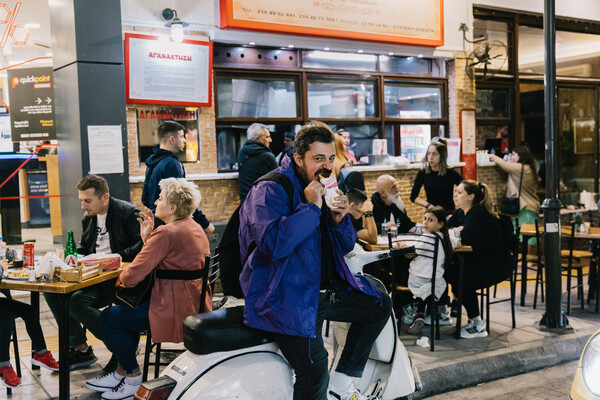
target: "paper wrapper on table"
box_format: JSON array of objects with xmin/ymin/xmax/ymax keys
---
[
  {"xmin": 38, "ymin": 253, "xmax": 70, "ymax": 275},
  {"xmin": 56, "ymin": 263, "xmax": 102, "ymax": 282},
  {"xmin": 78, "ymin": 254, "xmax": 122, "ymax": 271},
  {"xmin": 319, "ymin": 175, "xmax": 339, "ymax": 209}
]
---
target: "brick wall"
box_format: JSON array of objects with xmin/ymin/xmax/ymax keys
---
[
  {"xmin": 477, "ymin": 165, "xmax": 508, "ymax": 209},
  {"xmin": 447, "ymin": 52, "xmax": 476, "ymax": 139}
]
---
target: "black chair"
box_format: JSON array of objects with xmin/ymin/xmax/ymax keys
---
[
  {"xmin": 586, "ymin": 210, "xmax": 600, "ymax": 312},
  {"xmin": 476, "ymin": 214, "xmax": 518, "ymax": 333},
  {"xmin": 1, "ymin": 289, "xmax": 21, "ymax": 396},
  {"xmin": 142, "ymin": 255, "xmax": 220, "ymax": 381},
  {"xmin": 532, "ymin": 219, "xmax": 545, "ymax": 309},
  {"xmin": 561, "ymin": 221, "xmax": 593, "ymax": 315}
]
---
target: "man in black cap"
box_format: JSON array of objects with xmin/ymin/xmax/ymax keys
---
[{"xmin": 275, "ymin": 131, "xmax": 296, "ymax": 166}]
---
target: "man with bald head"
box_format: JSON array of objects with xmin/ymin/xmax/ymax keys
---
[{"xmin": 371, "ymin": 174, "xmax": 415, "ymax": 235}]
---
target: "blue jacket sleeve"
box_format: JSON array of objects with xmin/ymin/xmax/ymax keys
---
[
  {"xmin": 242, "ymin": 182, "xmax": 321, "ymax": 261},
  {"xmin": 330, "ymin": 215, "xmax": 357, "ymax": 255},
  {"xmin": 192, "ymin": 209, "xmax": 210, "ymax": 229}
]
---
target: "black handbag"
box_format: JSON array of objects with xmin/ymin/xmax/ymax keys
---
[
  {"xmin": 499, "ymin": 165, "xmax": 523, "ymax": 215},
  {"xmin": 115, "ymin": 269, "xmax": 156, "ymax": 308}
]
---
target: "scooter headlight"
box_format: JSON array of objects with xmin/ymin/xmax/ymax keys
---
[{"xmin": 582, "ymin": 333, "xmax": 600, "ymax": 396}]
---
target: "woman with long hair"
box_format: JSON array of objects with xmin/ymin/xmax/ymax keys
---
[
  {"xmin": 333, "ymin": 133, "xmax": 351, "ymax": 178},
  {"xmin": 490, "ymin": 144, "xmax": 540, "ymax": 249},
  {"xmin": 447, "ymin": 180, "xmax": 514, "ymax": 339},
  {"xmin": 410, "ymin": 139, "xmax": 463, "ymax": 213}
]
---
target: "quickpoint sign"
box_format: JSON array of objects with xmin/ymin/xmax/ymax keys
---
[{"xmin": 11, "ymin": 74, "xmax": 52, "ymax": 88}]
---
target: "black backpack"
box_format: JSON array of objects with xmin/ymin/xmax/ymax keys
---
[{"xmin": 217, "ymin": 172, "xmax": 295, "ymax": 298}]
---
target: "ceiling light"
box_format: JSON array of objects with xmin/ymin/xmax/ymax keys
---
[
  {"xmin": 287, "ymin": 44, "xmax": 294, "ymax": 48},
  {"xmin": 418, "ymin": 54, "xmax": 424, "ymax": 58},
  {"xmin": 324, "ymin": 47, "xmax": 330, "ymax": 51},
  {"xmin": 307, "ymin": 51, "xmax": 377, "ymax": 62},
  {"xmin": 357, "ymin": 49, "xmax": 364, "ymax": 53},
  {"xmin": 249, "ymin": 41, "xmax": 256, "ymax": 45},
  {"xmin": 388, "ymin": 52, "xmax": 394, "ymax": 56},
  {"xmin": 162, "ymin": 8, "xmax": 189, "ymax": 43}
]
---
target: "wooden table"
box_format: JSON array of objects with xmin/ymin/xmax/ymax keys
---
[
  {"xmin": 0, "ymin": 268, "xmax": 123, "ymax": 400},
  {"xmin": 519, "ymin": 224, "xmax": 600, "ymax": 311},
  {"xmin": 358, "ymin": 238, "xmax": 404, "ymax": 251}
]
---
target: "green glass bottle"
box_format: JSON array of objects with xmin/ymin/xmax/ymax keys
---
[{"xmin": 64, "ymin": 230, "xmax": 78, "ymax": 267}]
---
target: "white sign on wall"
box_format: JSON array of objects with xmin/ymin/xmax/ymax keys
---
[
  {"xmin": 125, "ymin": 34, "xmax": 213, "ymax": 107},
  {"xmin": 87, "ymin": 125, "xmax": 124, "ymax": 174}
]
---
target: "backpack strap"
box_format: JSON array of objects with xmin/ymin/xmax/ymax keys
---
[{"xmin": 253, "ymin": 172, "xmax": 295, "ymax": 211}]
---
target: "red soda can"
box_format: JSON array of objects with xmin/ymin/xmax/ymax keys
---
[{"xmin": 24, "ymin": 242, "xmax": 35, "ymax": 268}]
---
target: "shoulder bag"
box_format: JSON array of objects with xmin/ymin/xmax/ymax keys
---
[
  {"xmin": 499, "ymin": 165, "xmax": 523, "ymax": 215},
  {"xmin": 115, "ymin": 269, "xmax": 156, "ymax": 308}
]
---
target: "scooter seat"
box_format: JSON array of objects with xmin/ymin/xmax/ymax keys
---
[{"xmin": 183, "ymin": 306, "xmax": 273, "ymax": 355}]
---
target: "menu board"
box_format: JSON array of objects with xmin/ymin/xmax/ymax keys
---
[
  {"xmin": 125, "ymin": 34, "xmax": 213, "ymax": 107},
  {"xmin": 220, "ymin": 0, "xmax": 443, "ymax": 46},
  {"xmin": 7, "ymin": 67, "xmax": 56, "ymax": 141}
]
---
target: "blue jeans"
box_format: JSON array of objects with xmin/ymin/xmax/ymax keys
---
[
  {"xmin": 272, "ymin": 279, "xmax": 392, "ymax": 400},
  {"xmin": 100, "ymin": 302, "xmax": 150, "ymax": 373}
]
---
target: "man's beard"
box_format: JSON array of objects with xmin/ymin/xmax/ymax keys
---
[{"xmin": 389, "ymin": 193, "xmax": 405, "ymax": 212}]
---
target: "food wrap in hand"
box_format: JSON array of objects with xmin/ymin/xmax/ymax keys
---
[{"xmin": 319, "ymin": 173, "xmax": 339, "ymax": 209}]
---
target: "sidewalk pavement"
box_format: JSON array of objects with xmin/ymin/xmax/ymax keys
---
[{"xmin": 5, "ymin": 264, "xmax": 599, "ymax": 399}]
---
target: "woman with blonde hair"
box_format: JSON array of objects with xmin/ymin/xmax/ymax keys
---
[
  {"xmin": 333, "ymin": 133, "xmax": 351, "ymax": 178},
  {"xmin": 446, "ymin": 180, "xmax": 514, "ymax": 339},
  {"xmin": 86, "ymin": 178, "xmax": 211, "ymax": 399}
]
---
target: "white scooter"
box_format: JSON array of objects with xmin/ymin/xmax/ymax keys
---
[{"xmin": 134, "ymin": 246, "xmax": 420, "ymax": 400}]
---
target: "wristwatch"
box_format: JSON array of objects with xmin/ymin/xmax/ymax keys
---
[{"xmin": 363, "ymin": 211, "xmax": 374, "ymax": 218}]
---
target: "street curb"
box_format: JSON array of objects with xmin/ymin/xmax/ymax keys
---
[{"xmin": 413, "ymin": 332, "xmax": 591, "ymax": 399}]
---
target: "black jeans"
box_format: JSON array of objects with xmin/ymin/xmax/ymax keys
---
[
  {"xmin": 0, "ymin": 298, "xmax": 47, "ymax": 362},
  {"xmin": 272, "ymin": 280, "xmax": 392, "ymax": 400}
]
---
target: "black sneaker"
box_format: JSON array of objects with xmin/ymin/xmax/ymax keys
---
[
  {"xmin": 101, "ymin": 354, "xmax": 118, "ymax": 375},
  {"xmin": 69, "ymin": 347, "xmax": 98, "ymax": 371},
  {"xmin": 450, "ymin": 300, "xmax": 459, "ymax": 318}
]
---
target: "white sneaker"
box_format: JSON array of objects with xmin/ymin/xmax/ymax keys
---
[
  {"xmin": 423, "ymin": 312, "xmax": 453, "ymax": 326},
  {"xmin": 328, "ymin": 383, "xmax": 374, "ymax": 400},
  {"xmin": 101, "ymin": 376, "xmax": 142, "ymax": 400},
  {"xmin": 460, "ymin": 321, "xmax": 488, "ymax": 338},
  {"xmin": 86, "ymin": 372, "xmax": 125, "ymax": 392}
]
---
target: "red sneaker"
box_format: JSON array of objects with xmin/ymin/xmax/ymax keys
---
[
  {"xmin": 32, "ymin": 351, "xmax": 59, "ymax": 371},
  {"xmin": 0, "ymin": 365, "xmax": 21, "ymax": 388}
]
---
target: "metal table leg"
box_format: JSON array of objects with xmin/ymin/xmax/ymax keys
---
[
  {"xmin": 520, "ymin": 234, "xmax": 530, "ymax": 306},
  {"xmin": 57, "ymin": 293, "xmax": 72, "ymax": 400}
]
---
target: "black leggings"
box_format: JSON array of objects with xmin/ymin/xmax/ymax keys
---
[{"xmin": 0, "ymin": 298, "xmax": 47, "ymax": 362}]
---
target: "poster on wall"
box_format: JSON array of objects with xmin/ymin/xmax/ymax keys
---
[
  {"xmin": 460, "ymin": 109, "xmax": 476, "ymax": 180},
  {"xmin": 125, "ymin": 33, "xmax": 213, "ymax": 107},
  {"xmin": 220, "ymin": 0, "xmax": 443, "ymax": 46},
  {"xmin": 7, "ymin": 67, "xmax": 56, "ymax": 141},
  {"xmin": 87, "ymin": 125, "xmax": 124, "ymax": 174}
]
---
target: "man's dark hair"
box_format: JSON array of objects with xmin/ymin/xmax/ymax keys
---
[
  {"xmin": 293, "ymin": 121, "xmax": 334, "ymax": 157},
  {"xmin": 77, "ymin": 174, "xmax": 109, "ymax": 197},
  {"xmin": 346, "ymin": 188, "xmax": 367, "ymax": 205},
  {"xmin": 158, "ymin": 120, "xmax": 185, "ymax": 141}
]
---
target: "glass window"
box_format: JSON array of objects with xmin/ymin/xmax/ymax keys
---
[
  {"xmin": 136, "ymin": 107, "xmax": 200, "ymax": 163},
  {"xmin": 307, "ymin": 78, "xmax": 377, "ymax": 118},
  {"xmin": 328, "ymin": 124, "xmax": 380, "ymax": 161},
  {"xmin": 476, "ymin": 125, "xmax": 511, "ymax": 154},
  {"xmin": 473, "ymin": 19, "xmax": 510, "ymax": 72},
  {"xmin": 216, "ymin": 76, "xmax": 298, "ymax": 118},
  {"xmin": 384, "ymin": 83, "xmax": 443, "ymax": 119},
  {"xmin": 519, "ymin": 26, "xmax": 600, "ymax": 78},
  {"xmin": 216, "ymin": 123, "xmax": 298, "ymax": 171},
  {"xmin": 302, "ymin": 51, "xmax": 377, "ymax": 72},
  {"xmin": 379, "ymin": 55, "xmax": 431, "ymax": 75},
  {"xmin": 476, "ymin": 88, "xmax": 510, "ymax": 119}
]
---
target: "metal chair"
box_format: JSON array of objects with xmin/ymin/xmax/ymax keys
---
[
  {"xmin": 142, "ymin": 255, "xmax": 220, "ymax": 381},
  {"xmin": 561, "ymin": 221, "xmax": 593, "ymax": 315}
]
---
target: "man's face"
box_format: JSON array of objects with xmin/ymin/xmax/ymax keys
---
[
  {"xmin": 283, "ymin": 137, "xmax": 294, "ymax": 148},
  {"xmin": 341, "ymin": 131, "xmax": 351, "ymax": 148},
  {"xmin": 293, "ymin": 141, "xmax": 335, "ymax": 183},
  {"xmin": 257, "ymin": 129, "xmax": 272, "ymax": 147},
  {"xmin": 78, "ymin": 188, "xmax": 109, "ymax": 216},
  {"xmin": 380, "ymin": 178, "xmax": 399, "ymax": 204},
  {"xmin": 172, "ymin": 130, "xmax": 186, "ymax": 153}
]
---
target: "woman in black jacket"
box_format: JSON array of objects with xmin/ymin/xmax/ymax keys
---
[{"xmin": 447, "ymin": 180, "xmax": 514, "ymax": 339}]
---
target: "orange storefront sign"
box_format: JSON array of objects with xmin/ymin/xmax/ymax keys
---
[{"xmin": 220, "ymin": 0, "xmax": 444, "ymax": 47}]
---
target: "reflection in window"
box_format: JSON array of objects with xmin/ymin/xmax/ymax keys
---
[
  {"xmin": 217, "ymin": 77, "xmax": 298, "ymax": 118},
  {"xmin": 136, "ymin": 107, "xmax": 200, "ymax": 163},
  {"xmin": 519, "ymin": 26, "xmax": 600, "ymax": 78},
  {"xmin": 328, "ymin": 124, "xmax": 379, "ymax": 161},
  {"xmin": 476, "ymin": 89, "xmax": 510, "ymax": 119},
  {"xmin": 216, "ymin": 124, "xmax": 297, "ymax": 171},
  {"xmin": 384, "ymin": 84, "xmax": 442, "ymax": 119},
  {"xmin": 379, "ymin": 55, "xmax": 432, "ymax": 75},
  {"xmin": 308, "ymin": 79, "xmax": 376, "ymax": 118},
  {"xmin": 476, "ymin": 125, "xmax": 510, "ymax": 154}
]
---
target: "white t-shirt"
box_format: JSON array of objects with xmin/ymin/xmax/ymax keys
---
[{"xmin": 95, "ymin": 213, "xmax": 111, "ymax": 254}]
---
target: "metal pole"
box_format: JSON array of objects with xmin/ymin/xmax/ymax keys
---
[{"xmin": 538, "ymin": 0, "xmax": 570, "ymax": 331}]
